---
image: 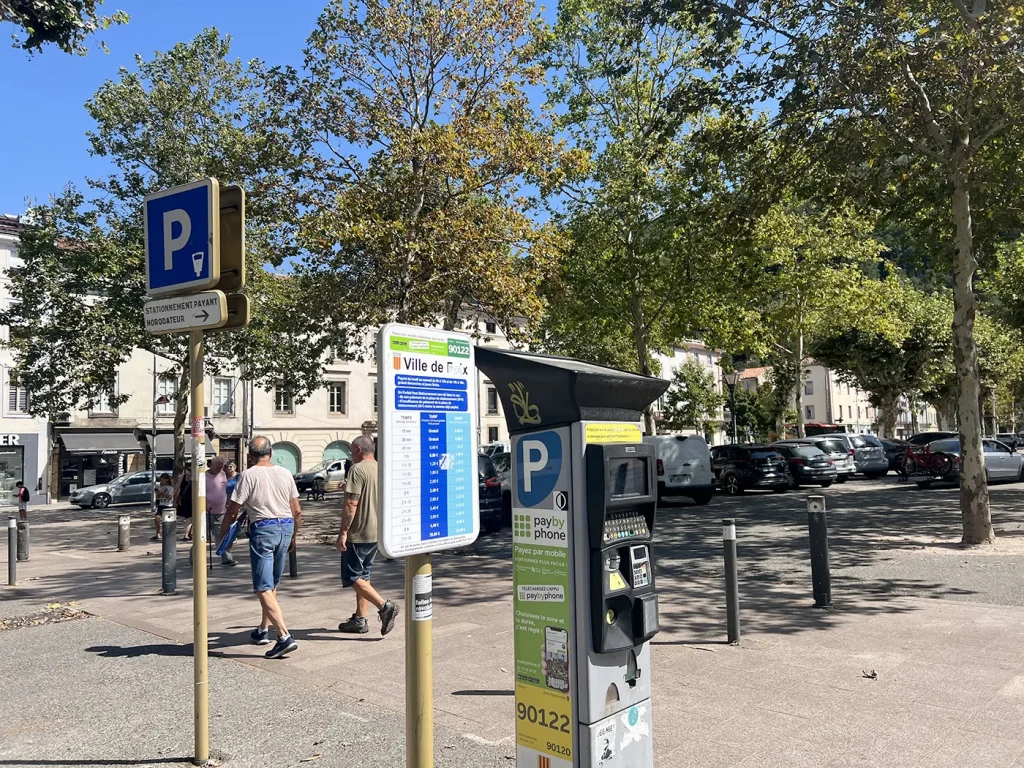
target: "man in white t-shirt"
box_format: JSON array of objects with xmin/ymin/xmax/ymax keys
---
[{"xmin": 219, "ymin": 436, "xmax": 303, "ymax": 659}]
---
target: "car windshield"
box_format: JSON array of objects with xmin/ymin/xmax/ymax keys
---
[
  {"xmin": 816, "ymin": 440, "xmax": 845, "ymax": 455},
  {"xmin": 305, "ymin": 462, "xmax": 328, "ymax": 473},
  {"xmin": 929, "ymin": 439, "xmax": 960, "ymax": 453},
  {"xmin": 108, "ymin": 475, "xmax": 129, "ymax": 487},
  {"xmin": 492, "ymin": 454, "xmax": 510, "ymax": 473},
  {"xmin": 478, "ymin": 456, "xmax": 496, "ymax": 479},
  {"xmin": 792, "ymin": 446, "xmax": 824, "ymax": 458}
]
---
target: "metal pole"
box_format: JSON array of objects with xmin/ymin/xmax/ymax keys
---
[
  {"xmin": 807, "ymin": 496, "xmax": 832, "ymax": 608},
  {"xmin": 16, "ymin": 520, "xmax": 29, "ymax": 561},
  {"xmin": 162, "ymin": 509, "xmax": 177, "ymax": 595},
  {"xmin": 117, "ymin": 515, "xmax": 130, "ymax": 551},
  {"xmin": 190, "ymin": 330, "xmax": 210, "ymax": 764},
  {"xmin": 731, "ymin": 387, "xmax": 738, "ymax": 444},
  {"xmin": 722, "ymin": 518, "xmax": 740, "ymax": 644},
  {"xmin": 288, "ymin": 547, "xmax": 297, "ymax": 578},
  {"xmin": 406, "ymin": 552, "xmax": 433, "ymax": 768},
  {"xmin": 241, "ymin": 362, "xmax": 250, "ymax": 458},
  {"xmin": 7, "ymin": 518, "xmax": 16, "ymax": 585}
]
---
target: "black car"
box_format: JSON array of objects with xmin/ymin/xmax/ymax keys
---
[
  {"xmin": 879, "ymin": 438, "xmax": 910, "ymax": 470},
  {"xmin": 907, "ymin": 431, "xmax": 956, "ymax": 446},
  {"xmin": 771, "ymin": 443, "xmax": 837, "ymax": 488},
  {"xmin": 478, "ymin": 455, "xmax": 503, "ymax": 534},
  {"xmin": 710, "ymin": 445, "xmax": 790, "ymax": 495}
]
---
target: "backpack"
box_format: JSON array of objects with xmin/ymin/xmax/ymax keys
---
[{"xmin": 20, "ymin": 487, "xmax": 29, "ymax": 502}]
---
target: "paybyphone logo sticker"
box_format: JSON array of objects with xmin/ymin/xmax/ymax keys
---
[
  {"xmin": 516, "ymin": 431, "xmax": 562, "ymax": 507},
  {"xmin": 512, "ymin": 508, "xmax": 568, "ymax": 548}
]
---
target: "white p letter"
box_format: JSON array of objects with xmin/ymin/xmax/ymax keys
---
[
  {"xmin": 162, "ymin": 209, "xmax": 191, "ymax": 270},
  {"xmin": 522, "ymin": 440, "xmax": 548, "ymax": 493}
]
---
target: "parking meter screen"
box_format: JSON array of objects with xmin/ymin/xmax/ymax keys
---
[{"xmin": 609, "ymin": 457, "xmax": 648, "ymax": 498}]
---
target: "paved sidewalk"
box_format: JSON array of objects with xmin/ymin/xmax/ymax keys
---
[{"xmin": 4, "ymin": 490, "xmax": 1024, "ymax": 766}]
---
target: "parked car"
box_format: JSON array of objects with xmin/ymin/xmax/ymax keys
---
[
  {"xmin": 294, "ymin": 459, "xmax": 348, "ymax": 493},
  {"xmin": 770, "ymin": 443, "xmax": 837, "ymax": 488},
  {"xmin": 70, "ymin": 470, "xmax": 154, "ymax": 509},
  {"xmin": 915, "ymin": 438, "xmax": 1024, "ymax": 488},
  {"xmin": 491, "ymin": 451, "xmax": 512, "ymax": 524},
  {"xmin": 478, "ymin": 454, "xmax": 503, "ymax": 533},
  {"xmin": 709, "ymin": 445, "xmax": 790, "ymax": 495},
  {"xmin": 644, "ymin": 434, "xmax": 715, "ymax": 505},
  {"xmin": 879, "ymin": 438, "xmax": 910, "ymax": 471},
  {"xmin": 481, "ymin": 442, "xmax": 511, "ymax": 458},
  {"xmin": 996, "ymin": 433, "xmax": 1021, "ymax": 451},
  {"xmin": 774, "ymin": 438, "xmax": 855, "ymax": 482},
  {"xmin": 907, "ymin": 431, "xmax": 956, "ymax": 446},
  {"xmin": 815, "ymin": 433, "xmax": 889, "ymax": 477}
]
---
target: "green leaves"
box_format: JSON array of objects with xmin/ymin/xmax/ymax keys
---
[
  {"xmin": 3, "ymin": 0, "xmax": 128, "ymax": 55},
  {"xmin": 660, "ymin": 359, "xmax": 726, "ymax": 433}
]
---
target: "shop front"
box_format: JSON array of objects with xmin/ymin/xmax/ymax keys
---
[
  {"xmin": 143, "ymin": 432, "xmax": 217, "ymax": 475},
  {"xmin": 57, "ymin": 431, "xmax": 145, "ymax": 499},
  {"xmin": 0, "ymin": 433, "xmax": 42, "ymax": 507}
]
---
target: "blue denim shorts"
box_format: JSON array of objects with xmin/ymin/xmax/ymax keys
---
[
  {"xmin": 248, "ymin": 519, "xmax": 293, "ymax": 593},
  {"xmin": 341, "ymin": 543, "xmax": 378, "ymax": 587}
]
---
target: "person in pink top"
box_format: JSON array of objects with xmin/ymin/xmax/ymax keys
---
[{"xmin": 206, "ymin": 456, "xmax": 236, "ymax": 566}]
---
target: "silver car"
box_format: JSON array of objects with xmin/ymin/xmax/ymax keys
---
[
  {"xmin": 774, "ymin": 438, "xmax": 856, "ymax": 482},
  {"xmin": 917, "ymin": 438, "xmax": 1024, "ymax": 489},
  {"xmin": 70, "ymin": 470, "xmax": 154, "ymax": 509},
  {"xmin": 817, "ymin": 433, "xmax": 889, "ymax": 478}
]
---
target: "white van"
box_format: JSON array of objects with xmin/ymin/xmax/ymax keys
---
[{"xmin": 643, "ymin": 434, "xmax": 715, "ymax": 505}]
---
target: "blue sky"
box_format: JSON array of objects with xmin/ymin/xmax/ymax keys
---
[{"xmin": 0, "ymin": 0, "xmax": 328, "ymax": 215}]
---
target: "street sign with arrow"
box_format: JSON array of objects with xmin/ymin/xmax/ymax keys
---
[{"xmin": 144, "ymin": 290, "xmax": 228, "ymax": 334}]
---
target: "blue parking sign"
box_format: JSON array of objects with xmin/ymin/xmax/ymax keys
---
[{"xmin": 144, "ymin": 178, "xmax": 221, "ymax": 296}]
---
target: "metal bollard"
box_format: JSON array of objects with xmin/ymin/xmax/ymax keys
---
[
  {"xmin": 807, "ymin": 495, "xmax": 831, "ymax": 608},
  {"xmin": 722, "ymin": 518, "xmax": 740, "ymax": 644},
  {"xmin": 289, "ymin": 547, "xmax": 297, "ymax": 578},
  {"xmin": 161, "ymin": 509, "xmax": 177, "ymax": 595},
  {"xmin": 7, "ymin": 518, "xmax": 16, "ymax": 585},
  {"xmin": 16, "ymin": 520, "xmax": 29, "ymax": 561},
  {"xmin": 117, "ymin": 515, "xmax": 131, "ymax": 551}
]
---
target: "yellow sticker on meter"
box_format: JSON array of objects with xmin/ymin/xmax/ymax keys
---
[
  {"xmin": 515, "ymin": 682, "xmax": 573, "ymax": 760},
  {"xmin": 585, "ymin": 422, "xmax": 642, "ymax": 444},
  {"xmin": 608, "ymin": 570, "xmax": 629, "ymax": 592}
]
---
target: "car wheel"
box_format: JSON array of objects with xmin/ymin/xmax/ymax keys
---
[
  {"xmin": 917, "ymin": 480, "xmax": 933, "ymax": 489},
  {"xmin": 1018, "ymin": 465, "xmax": 1024, "ymax": 482},
  {"xmin": 483, "ymin": 517, "xmax": 502, "ymax": 535},
  {"xmin": 722, "ymin": 473, "xmax": 743, "ymax": 495},
  {"xmin": 772, "ymin": 485, "xmax": 787, "ymax": 493},
  {"xmin": 866, "ymin": 471, "xmax": 888, "ymax": 479},
  {"xmin": 502, "ymin": 492, "xmax": 512, "ymax": 525},
  {"xmin": 92, "ymin": 494, "xmax": 111, "ymax": 509},
  {"xmin": 789, "ymin": 474, "xmax": 800, "ymax": 490},
  {"xmin": 820, "ymin": 480, "xmax": 834, "ymax": 488},
  {"xmin": 692, "ymin": 491, "xmax": 713, "ymax": 506},
  {"xmin": 836, "ymin": 475, "xmax": 847, "ymax": 483}
]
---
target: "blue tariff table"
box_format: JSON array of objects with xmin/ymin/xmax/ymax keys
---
[{"xmin": 378, "ymin": 324, "xmax": 479, "ymax": 557}]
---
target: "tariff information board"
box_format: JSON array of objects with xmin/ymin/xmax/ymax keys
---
[
  {"xmin": 378, "ymin": 323, "xmax": 479, "ymax": 558},
  {"xmin": 513, "ymin": 427, "xmax": 574, "ymax": 767}
]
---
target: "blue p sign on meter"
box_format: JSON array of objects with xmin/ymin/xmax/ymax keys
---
[{"xmin": 144, "ymin": 178, "xmax": 221, "ymax": 296}]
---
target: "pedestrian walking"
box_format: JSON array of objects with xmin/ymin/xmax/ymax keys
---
[
  {"xmin": 336, "ymin": 435, "xmax": 398, "ymax": 636},
  {"xmin": 152, "ymin": 473, "xmax": 174, "ymax": 541},
  {"xmin": 206, "ymin": 457, "xmax": 236, "ymax": 566},
  {"xmin": 175, "ymin": 469, "xmax": 194, "ymax": 541},
  {"xmin": 16, "ymin": 481, "xmax": 29, "ymax": 521},
  {"xmin": 218, "ymin": 436, "xmax": 302, "ymax": 659},
  {"xmin": 225, "ymin": 461, "xmax": 240, "ymax": 497}
]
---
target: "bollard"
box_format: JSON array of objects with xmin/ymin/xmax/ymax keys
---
[
  {"xmin": 289, "ymin": 547, "xmax": 297, "ymax": 578},
  {"xmin": 807, "ymin": 495, "xmax": 831, "ymax": 608},
  {"xmin": 7, "ymin": 518, "xmax": 16, "ymax": 585},
  {"xmin": 16, "ymin": 520, "xmax": 28, "ymax": 561},
  {"xmin": 161, "ymin": 509, "xmax": 177, "ymax": 595},
  {"xmin": 117, "ymin": 515, "xmax": 131, "ymax": 551},
  {"xmin": 722, "ymin": 518, "xmax": 740, "ymax": 644}
]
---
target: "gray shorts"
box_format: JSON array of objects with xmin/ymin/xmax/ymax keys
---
[{"xmin": 341, "ymin": 543, "xmax": 378, "ymax": 587}]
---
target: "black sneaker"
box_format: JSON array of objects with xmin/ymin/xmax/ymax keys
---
[
  {"xmin": 250, "ymin": 627, "xmax": 271, "ymax": 645},
  {"xmin": 338, "ymin": 615, "xmax": 369, "ymax": 634},
  {"xmin": 265, "ymin": 634, "xmax": 298, "ymax": 659},
  {"xmin": 378, "ymin": 600, "xmax": 399, "ymax": 636}
]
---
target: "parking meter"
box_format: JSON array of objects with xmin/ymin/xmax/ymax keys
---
[{"xmin": 476, "ymin": 348, "xmax": 667, "ymax": 768}]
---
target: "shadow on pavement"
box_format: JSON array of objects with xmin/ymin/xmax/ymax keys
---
[{"xmin": 85, "ymin": 643, "xmax": 192, "ymax": 658}]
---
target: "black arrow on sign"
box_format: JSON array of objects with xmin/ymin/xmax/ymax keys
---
[{"xmin": 195, "ymin": 309, "xmax": 209, "ymax": 322}]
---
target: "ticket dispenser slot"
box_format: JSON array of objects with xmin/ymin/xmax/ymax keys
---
[{"xmin": 587, "ymin": 443, "xmax": 659, "ymax": 654}]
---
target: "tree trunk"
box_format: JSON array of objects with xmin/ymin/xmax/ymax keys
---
[
  {"xmin": 629, "ymin": 288, "xmax": 656, "ymax": 435},
  {"xmin": 172, "ymin": 363, "xmax": 189, "ymax": 478},
  {"xmin": 879, "ymin": 395, "xmax": 900, "ymax": 438},
  {"xmin": 794, "ymin": 331, "xmax": 805, "ymax": 438},
  {"xmin": 950, "ymin": 174, "xmax": 993, "ymax": 545}
]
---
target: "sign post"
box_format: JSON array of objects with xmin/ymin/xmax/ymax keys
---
[
  {"xmin": 144, "ymin": 177, "xmax": 247, "ymax": 767},
  {"xmin": 377, "ymin": 323, "xmax": 480, "ymax": 768}
]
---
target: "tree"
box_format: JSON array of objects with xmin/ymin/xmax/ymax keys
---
[
  {"xmin": 659, "ymin": 359, "xmax": 725, "ymax": 434},
  {"xmin": 267, "ymin": 0, "xmax": 560, "ymax": 344},
  {"xmin": 732, "ymin": 381, "xmax": 785, "ymax": 443},
  {"xmin": 2, "ymin": 0, "xmax": 127, "ymax": 54},
  {"xmin": 2, "ymin": 30, "xmax": 316, "ymax": 469},
  {"xmin": 689, "ymin": 0, "xmax": 1024, "ymax": 543},
  {"xmin": 814, "ymin": 283, "xmax": 954, "ymax": 438}
]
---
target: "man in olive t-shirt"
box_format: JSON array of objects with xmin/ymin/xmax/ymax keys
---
[{"xmin": 336, "ymin": 435, "xmax": 398, "ymax": 635}]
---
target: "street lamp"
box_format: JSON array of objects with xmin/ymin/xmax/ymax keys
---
[
  {"xmin": 723, "ymin": 371, "xmax": 740, "ymax": 445},
  {"xmin": 151, "ymin": 392, "xmax": 171, "ymax": 520}
]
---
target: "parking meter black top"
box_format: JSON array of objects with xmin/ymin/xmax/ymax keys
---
[
  {"xmin": 586, "ymin": 442, "xmax": 660, "ymax": 654},
  {"xmin": 474, "ymin": 347, "xmax": 668, "ymax": 434}
]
